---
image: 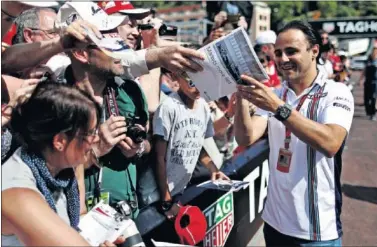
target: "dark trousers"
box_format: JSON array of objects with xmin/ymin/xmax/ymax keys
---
[
  {"xmin": 263, "ymin": 223, "xmax": 342, "ymax": 247},
  {"xmin": 364, "ymin": 84, "xmax": 376, "ymax": 116}
]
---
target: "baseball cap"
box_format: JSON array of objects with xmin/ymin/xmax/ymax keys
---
[
  {"xmin": 174, "ymin": 205, "xmax": 207, "ymax": 246},
  {"xmin": 55, "ymin": 1, "xmax": 133, "ymax": 59},
  {"xmin": 18, "ymin": 1, "xmax": 59, "ymax": 7},
  {"xmin": 99, "ymin": 1, "xmax": 150, "ymax": 19},
  {"xmin": 255, "ymin": 30, "xmax": 277, "ymax": 45}
]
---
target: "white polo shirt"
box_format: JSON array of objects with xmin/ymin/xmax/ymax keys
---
[{"xmin": 256, "ymin": 71, "xmax": 354, "ymax": 241}]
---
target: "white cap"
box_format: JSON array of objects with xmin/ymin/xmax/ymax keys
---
[
  {"xmin": 18, "ymin": 1, "xmax": 59, "ymax": 7},
  {"xmin": 56, "ymin": 2, "xmax": 133, "ymax": 59},
  {"xmin": 56, "ymin": 2, "xmax": 126, "ymax": 31},
  {"xmin": 256, "ymin": 30, "xmax": 277, "ymax": 45}
]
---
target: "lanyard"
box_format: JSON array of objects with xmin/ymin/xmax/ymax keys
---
[{"xmin": 282, "ymin": 83, "xmax": 325, "ymax": 150}]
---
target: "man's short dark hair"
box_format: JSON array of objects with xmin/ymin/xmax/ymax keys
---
[{"xmin": 278, "ymin": 20, "xmax": 323, "ymax": 64}]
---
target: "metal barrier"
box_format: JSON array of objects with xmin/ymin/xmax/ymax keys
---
[{"xmin": 136, "ymin": 138, "xmax": 270, "ymax": 246}]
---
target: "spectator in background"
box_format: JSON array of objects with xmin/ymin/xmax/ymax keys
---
[
  {"xmin": 1, "ymin": 81, "xmax": 127, "ymax": 246},
  {"xmin": 319, "ymin": 29, "xmax": 329, "ymax": 46},
  {"xmin": 256, "ymin": 50, "xmax": 277, "ymax": 88},
  {"xmin": 358, "ymin": 44, "xmax": 377, "ymax": 121},
  {"xmin": 319, "ymin": 43, "xmax": 334, "ymax": 79},
  {"xmin": 335, "ymin": 54, "xmax": 351, "ymax": 84},
  {"xmin": 160, "ymin": 68, "xmax": 179, "ymax": 95},
  {"xmin": 1, "ymin": 1, "xmax": 58, "ymax": 39},
  {"xmin": 11, "ymin": 7, "xmax": 70, "ymax": 80},
  {"xmin": 12, "ymin": 7, "xmax": 58, "ymax": 44},
  {"xmin": 255, "ymin": 30, "xmax": 281, "ymax": 88},
  {"xmin": 329, "ymin": 44, "xmax": 342, "ymax": 75},
  {"xmin": 100, "ymin": 1, "xmax": 150, "ymax": 50},
  {"xmin": 153, "ymin": 72, "xmax": 229, "ymax": 220}
]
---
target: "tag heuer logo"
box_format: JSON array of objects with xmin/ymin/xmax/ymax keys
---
[
  {"xmin": 322, "ymin": 22, "xmax": 335, "ymax": 33},
  {"xmin": 203, "ymin": 192, "xmax": 234, "ymax": 247}
]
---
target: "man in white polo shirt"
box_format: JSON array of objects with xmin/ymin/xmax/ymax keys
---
[{"xmin": 234, "ymin": 20, "xmax": 354, "ymax": 246}]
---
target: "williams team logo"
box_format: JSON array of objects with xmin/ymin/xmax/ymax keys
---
[{"xmin": 322, "ymin": 22, "xmax": 335, "ymax": 33}]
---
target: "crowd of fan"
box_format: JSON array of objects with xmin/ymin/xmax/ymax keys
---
[{"xmin": 0, "ymin": 1, "xmax": 365, "ymax": 246}]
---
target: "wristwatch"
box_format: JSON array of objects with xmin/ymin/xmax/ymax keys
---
[
  {"xmin": 160, "ymin": 200, "xmax": 173, "ymax": 212},
  {"xmin": 274, "ymin": 103, "xmax": 293, "ymax": 121}
]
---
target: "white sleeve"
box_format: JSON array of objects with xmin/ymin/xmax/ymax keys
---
[
  {"xmin": 121, "ymin": 49, "xmax": 149, "ymax": 78},
  {"xmin": 321, "ymin": 83, "xmax": 354, "ymax": 133},
  {"xmin": 153, "ymin": 101, "xmax": 175, "ymax": 141}
]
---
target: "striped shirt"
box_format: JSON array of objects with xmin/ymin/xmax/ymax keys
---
[{"xmin": 256, "ymin": 70, "xmax": 354, "ymax": 240}]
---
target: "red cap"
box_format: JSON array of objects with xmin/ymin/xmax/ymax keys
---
[
  {"xmin": 2, "ymin": 23, "xmax": 17, "ymax": 45},
  {"xmin": 98, "ymin": 1, "xmax": 150, "ymax": 18},
  {"xmin": 174, "ymin": 205, "xmax": 207, "ymax": 246}
]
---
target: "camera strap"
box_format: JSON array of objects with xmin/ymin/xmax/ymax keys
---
[
  {"xmin": 104, "ymin": 85, "xmax": 120, "ymax": 118},
  {"xmin": 102, "ymin": 84, "xmax": 138, "ymax": 211}
]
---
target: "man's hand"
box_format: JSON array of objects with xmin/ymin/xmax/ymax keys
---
[
  {"xmin": 214, "ymin": 11, "xmax": 227, "ymax": 28},
  {"xmin": 59, "ymin": 19, "xmax": 102, "ymax": 50},
  {"xmin": 238, "ymin": 16, "xmax": 248, "ymax": 30},
  {"xmin": 94, "ymin": 116, "xmax": 127, "ymax": 157},
  {"xmin": 25, "ymin": 66, "xmax": 57, "ymax": 82},
  {"xmin": 211, "ymin": 171, "xmax": 230, "ymax": 181},
  {"xmin": 117, "ymin": 124, "xmax": 148, "ymax": 158},
  {"xmin": 156, "ymin": 45, "xmax": 204, "ymax": 73},
  {"xmin": 164, "ymin": 203, "xmax": 180, "ymax": 221},
  {"xmin": 237, "ymin": 74, "xmax": 284, "ymax": 113},
  {"xmin": 206, "ymin": 28, "xmax": 225, "ymax": 44},
  {"xmin": 141, "ymin": 18, "xmax": 163, "ymax": 48},
  {"xmin": 8, "ymin": 78, "xmax": 40, "ymax": 108},
  {"xmin": 100, "ymin": 236, "xmax": 126, "ymax": 247}
]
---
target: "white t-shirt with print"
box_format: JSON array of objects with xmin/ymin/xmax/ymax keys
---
[
  {"xmin": 255, "ymin": 71, "xmax": 354, "ymax": 241},
  {"xmin": 153, "ymin": 92, "xmax": 214, "ymax": 196}
]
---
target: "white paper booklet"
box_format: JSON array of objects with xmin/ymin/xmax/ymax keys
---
[
  {"xmin": 197, "ymin": 179, "xmax": 250, "ymax": 192},
  {"xmin": 78, "ymin": 201, "xmax": 133, "ymax": 246},
  {"xmin": 151, "ymin": 239, "xmax": 196, "ymax": 247},
  {"xmin": 187, "ymin": 27, "xmax": 269, "ymax": 101}
]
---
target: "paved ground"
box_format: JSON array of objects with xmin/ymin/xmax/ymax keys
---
[
  {"xmin": 341, "ymin": 72, "xmax": 377, "ymax": 246},
  {"xmin": 249, "ymin": 71, "xmax": 377, "ymax": 246}
]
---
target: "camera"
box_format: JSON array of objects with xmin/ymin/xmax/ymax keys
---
[
  {"xmin": 126, "ymin": 117, "xmax": 147, "ymax": 144},
  {"xmin": 138, "ymin": 23, "xmax": 178, "ymax": 36},
  {"xmin": 227, "ymin": 14, "xmax": 241, "ymax": 24}
]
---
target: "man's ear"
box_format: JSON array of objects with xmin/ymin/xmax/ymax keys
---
[
  {"xmin": 23, "ymin": 28, "xmax": 34, "ymax": 43},
  {"xmin": 52, "ymin": 133, "xmax": 68, "ymax": 152},
  {"xmin": 312, "ymin": 44, "xmax": 320, "ymax": 59},
  {"xmin": 71, "ymin": 49, "xmax": 90, "ymax": 64}
]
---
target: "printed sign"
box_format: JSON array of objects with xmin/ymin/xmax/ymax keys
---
[
  {"xmin": 309, "ymin": 17, "xmax": 377, "ymax": 37},
  {"xmin": 202, "ymin": 191, "xmax": 234, "ymax": 247}
]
